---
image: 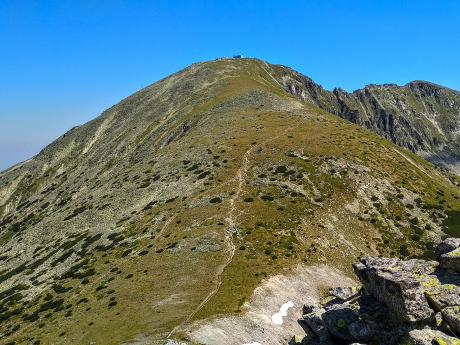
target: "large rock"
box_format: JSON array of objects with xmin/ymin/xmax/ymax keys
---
[
  {"xmin": 303, "ymin": 306, "xmax": 326, "ymax": 336},
  {"xmin": 437, "ymin": 238, "xmax": 460, "ymax": 259},
  {"xmin": 348, "ymin": 320, "xmax": 372, "ymax": 342},
  {"xmin": 418, "ymin": 268, "xmax": 460, "ymax": 313},
  {"xmin": 408, "ymin": 328, "xmax": 460, "ymax": 345},
  {"xmin": 295, "ymin": 255, "xmax": 460, "ymax": 345},
  {"xmin": 303, "ymin": 306, "xmax": 332, "ymax": 342},
  {"xmin": 442, "ymin": 306, "xmax": 460, "ymax": 336},
  {"xmin": 439, "ymin": 248, "xmax": 460, "ymax": 273},
  {"xmin": 328, "ymin": 286, "xmax": 361, "ymax": 302},
  {"xmin": 322, "ymin": 304, "xmax": 360, "ymax": 340},
  {"xmin": 425, "ymin": 284, "xmax": 460, "ymax": 312},
  {"xmin": 353, "ymin": 257, "xmax": 437, "ymax": 324}
]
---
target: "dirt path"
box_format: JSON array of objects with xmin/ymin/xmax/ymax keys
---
[
  {"xmin": 392, "ymin": 147, "xmax": 433, "ymax": 179},
  {"xmin": 168, "ymin": 127, "xmax": 293, "ymax": 339},
  {"xmin": 167, "ymin": 143, "xmax": 256, "ymax": 338}
]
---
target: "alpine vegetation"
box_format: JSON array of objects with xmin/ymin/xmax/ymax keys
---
[{"xmin": 1, "ymin": 58, "xmax": 460, "ymax": 344}]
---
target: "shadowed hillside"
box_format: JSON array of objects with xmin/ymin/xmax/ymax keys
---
[{"xmin": 276, "ymin": 67, "xmax": 460, "ymax": 174}]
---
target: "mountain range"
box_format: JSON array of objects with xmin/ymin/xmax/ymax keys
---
[
  {"xmin": 1, "ymin": 58, "xmax": 460, "ymax": 345},
  {"xmin": 276, "ymin": 65, "xmax": 460, "ymax": 174}
]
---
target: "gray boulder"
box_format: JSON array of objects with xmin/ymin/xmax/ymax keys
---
[
  {"xmin": 322, "ymin": 304, "xmax": 359, "ymax": 340},
  {"xmin": 419, "ymin": 268, "xmax": 460, "ymax": 312},
  {"xmin": 408, "ymin": 328, "xmax": 460, "ymax": 345},
  {"xmin": 436, "ymin": 238, "xmax": 460, "ymax": 259},
  {"xmin": 348, "ymin": 320, "xmax": 372, "ymax": 342},
  {"xmin": 439, "ymin": 248, "xmax": 460, "ymax": 273},
  {"xmin": 328, "ymin": 286, "xmax": 361, "ymax": 302},
  {"xmin": 295, "ymin": 255, "xmax": 460, "ymax": 345},
  {"xmin": 442, "ymin": 306, "xmax": 460, "ymax": 336},
  {"xmin": 353, "ymin": 257, "xmax": 436, "ymax": 324},
  {"xmin": 303, "ymin": 306, "xmax": 332, "ymax": 342},
  {"xmin": 425, "ymin": 285, "xmax": 460, "ymax": 312}
]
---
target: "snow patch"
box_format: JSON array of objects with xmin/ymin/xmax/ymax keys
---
[{"xmin": 271, "ymin": 301, "xmax": 294, "ymax": 325}]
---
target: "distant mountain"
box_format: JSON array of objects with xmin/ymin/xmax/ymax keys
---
[
  {"xmin": 278, "ymin": 68, "xmax": 460, "ymax": 174},
  {"xmin": 1, "ymin": 59, "xmax": 460, "ymax": 344}
]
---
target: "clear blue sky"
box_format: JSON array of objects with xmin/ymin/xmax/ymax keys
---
[{"xmin": 1, "ymin": 1, "xmax": 459, "ymax": 171}]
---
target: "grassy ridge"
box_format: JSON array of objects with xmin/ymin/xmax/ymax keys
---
[{"xmin": 0, "ymin": 59, "xmax": 459, "ymax": 344}]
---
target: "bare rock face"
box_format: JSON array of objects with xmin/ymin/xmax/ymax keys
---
[
  {"xmin": 408, "ymin": 328, "xmax": 460, "ymax": 345},
  {"xmin": 353, "ymin": 257, "xmax": 437, "ymax": 324},
  {"xmin": 436, "ymin": 238, "xmax": 460, "ymax": 258},
  {"xmin": 442, "ymin": 307, "xmax": 460, "ymax": 336},
  {"xmin": 280, "ymin": 71, "xmax": 460, "ymax": 175},
  {"xmin": 328, "ymin": 286, "xmax": 361, "ymax": 302},
  {"xmin": 294, "ymin": 239, "xmax": 460, "ymax": 344},
  {"xmin": 439, "ymin": 248, "xmax": 460, "ymax": 273},
  {"xmin": 321, "ymin": 305, "xmax": 361, "ymax": 341}
]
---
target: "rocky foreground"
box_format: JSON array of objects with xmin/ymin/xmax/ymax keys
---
[{"xmin": 291, "ymin": 238, "xmax": 460, "ymax": 345}]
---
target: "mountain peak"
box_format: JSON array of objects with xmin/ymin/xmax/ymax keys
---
[{"xmin": 2, "ymin": 58, "xmax": 460, "ymax": 345}]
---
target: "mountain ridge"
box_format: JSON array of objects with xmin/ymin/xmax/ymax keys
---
[
  {"xmin": 1, "ymin": 58, "xmax": 460, "ymax": 344},
  {"xmin": 3, "ymin": 59, "xmax": 459, "ymax": 176},
  {"xmin": 275, "ymin": 64, "xmax": 460, "ymax": 174}
]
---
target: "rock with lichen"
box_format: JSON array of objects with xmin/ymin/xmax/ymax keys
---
[
  {"xmin": 353, "ymin": 257, "xmax": 437, "ymax": 324},
  {"xmin": 408, "ymin": 328, "xmax": 460, "ymax": 345},
  {"xmin": 303, "ymin": 306, "xmax": 327, "ymax": 337},
  {"xmin": 437, "ymin": 238, "xmax": 460, "ymax": 259},
  {"xmin": 439, "ymin": 248, "xmax": 460, "ymax": 273},
  {"xmin": 289, "ymin": 335, "xmax": 309, "ymax": 345},
  {"xmin": 295, "ymin": 242, "xmax": 460, "ymax": 345},
  {"xmin": 442, "ymin": 306, "xmax": 460, "ymax": 336},
  {"xmin": 328, "ymin": 286, "xmax": 361, "ymax": 302},
  {"xmin": 322, "ymin": 304, "xmax": 360, "ymax": 340}
]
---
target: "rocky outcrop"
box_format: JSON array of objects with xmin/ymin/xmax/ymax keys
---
[
  {"xmin": 291, "ymin": 238, "xmax": 460, "ymax": 345},
  {"xmin": 276, "ymin": 67, "xmax": 460, "ymax": 174},
  {"xmin": 436, "ymin": 238, "xmax": 460, "ymax": 258},
  {"xmin": 408, "ymin": 328, "xmax": 460, "ymax": 345},
  {"xmin": 353, "ymin": 257, "xmax": 437, "ymax": 324},
  {"xmin": 322, "ymin": 305, "xmax": 369, "ymax": 342},
  {"xmin": 439, "ymin": 248, "xmax": 460, "ymax": 273}
]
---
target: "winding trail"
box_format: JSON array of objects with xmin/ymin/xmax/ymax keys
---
[
  {"xmin": 392, "ymin": 147, "xmax": 433, "ymax": 179},
  {"xmin": 168, "ymin": 126, "xmax": 294, "ymax": 339},
  {"xmin": 167, "ymin": 143, "xmax": 256, "ymax": 338}
]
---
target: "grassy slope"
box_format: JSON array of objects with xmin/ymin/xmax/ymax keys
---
[{"xmin": 0, "ymin": 59, "xmax": 460, "ymax": 344}]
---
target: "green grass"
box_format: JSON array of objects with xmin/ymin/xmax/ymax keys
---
[{"xmin": 2, "ymin": 58, "xmax": 460, "ymax": 344}]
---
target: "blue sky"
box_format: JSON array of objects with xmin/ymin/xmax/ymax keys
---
[{"xmin": 1, "ymin": 1, "xmax": 459, "ymax": 171}]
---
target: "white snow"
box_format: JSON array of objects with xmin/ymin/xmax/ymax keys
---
[{"xmin": 271, "ymin": 300, "xmax": 294, "ymax": 325}]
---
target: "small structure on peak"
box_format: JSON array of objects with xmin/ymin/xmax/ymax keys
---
[{"xmin": 233, "ymin": 54, "xmax": 244, "ymax": 59}]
